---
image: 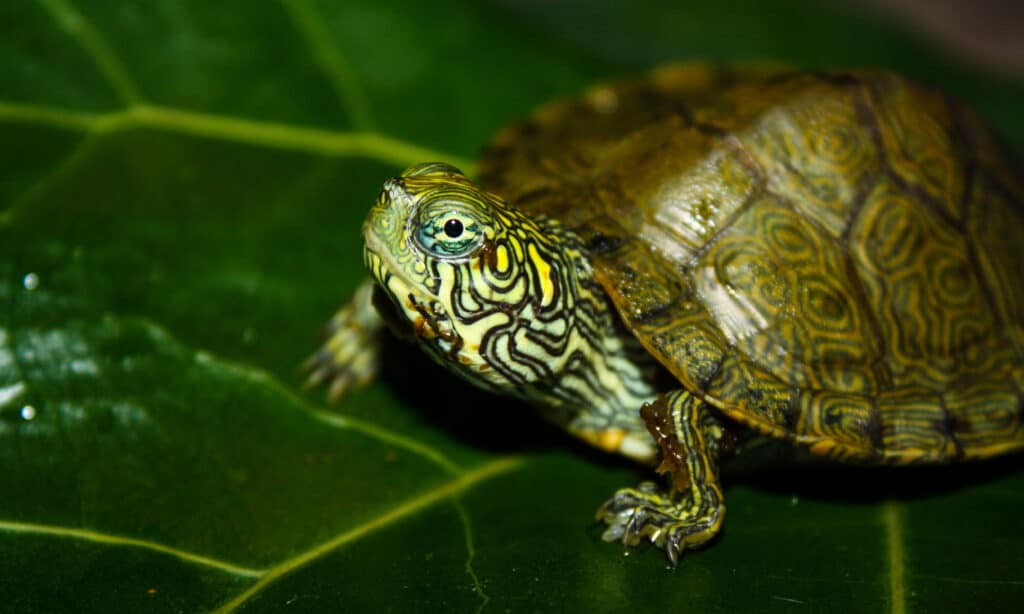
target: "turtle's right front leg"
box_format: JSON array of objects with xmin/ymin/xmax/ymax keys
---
[
  {"xmin": 304, "ymin": 278, "xmax": 384, "ymax": 401},
  {"xmin": 597, "ymin": 390, "xmax": 726, "ymax": 564}
]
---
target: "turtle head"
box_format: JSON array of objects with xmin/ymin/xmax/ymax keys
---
[
  {"xmin": 362, "ymin": 163, "xmax": 659, "ymax": 436},
  {"xmin": 362, "ymin": 162, "xmax": 577, "ymax": 393}
]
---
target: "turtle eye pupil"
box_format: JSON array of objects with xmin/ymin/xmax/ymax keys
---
[{"xmin": 443, "ymin": 218, "xmax": 464, "ymax": 238}]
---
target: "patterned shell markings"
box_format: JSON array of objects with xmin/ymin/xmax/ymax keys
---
[{"xmin": 478, "ymin": 65, "xmax": 1024, "ymax": 464}]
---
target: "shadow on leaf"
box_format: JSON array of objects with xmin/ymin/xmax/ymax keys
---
[{"xmin": 377, "ymin": 333, "xmax": 1024, "ymax": 504}]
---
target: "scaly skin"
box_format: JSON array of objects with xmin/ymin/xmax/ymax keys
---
[
  {"xmin": 305, "ymin": 279, "xmax": 383, "ymax": 401},
  {"xmin": 312, "ymin": 162, "xmax": 742, "ymax": 562},
  {"xmin": 478, "ymin": 66, "xmax": 1024, "ymax": 464},
  {"xmin": 314, "ymin": 65, "xmax": 1024, "ymax": 562},
  {"xmin": 598, "ymin": 391, "xmax": 726, "ymax": 564},
  {"xmin": 339, "ymin": 161, "xmax": 736, "ymax": 562},
  {"xmin": 360, "ymin": 162, "xmax": 660, "ymax": 462}
]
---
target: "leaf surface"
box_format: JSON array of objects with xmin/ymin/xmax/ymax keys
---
[{"xmin": 2, "ymin": 1, "xmax": 1023, "ymax": 612}]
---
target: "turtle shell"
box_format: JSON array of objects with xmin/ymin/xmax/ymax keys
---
[{"xmin": 478, "ymin": 64, "xmax": 1024, "ymax": 463}]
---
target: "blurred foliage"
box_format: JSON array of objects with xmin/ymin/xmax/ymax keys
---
[{"xmin": 1, "ymin": 0, "xmax": 1023, "ymax": 612}]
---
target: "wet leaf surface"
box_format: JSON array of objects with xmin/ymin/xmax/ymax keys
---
[{"xmin": 2, "ymin": 0, "xmax": 1023, "ymax": 611}]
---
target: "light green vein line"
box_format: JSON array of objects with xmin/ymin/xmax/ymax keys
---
[
  {"xmin": 37, "ymin": 0, "xmax": 145, "ymax": 104},
  {"xmin": 312, "ymin": 411, "xmax": 462, "ymax": 474},
  {"xmin": 280, "ymin": 0, "xmax": 375, "ymax": 130},
  {"xmin": 0, "ymin": 101, "xmax": 474, "ymax": 171},
  {"xmin": 0, "ymin": 101, "xmax": 101, "ymax": 131},
  {"xmin": 0, "ymin": 131, "xmax": 104, "ymax": 226},
  {"xmin": 190, "ymin": 350, "xmax": 460, "ymax": 474},
  {"xmin": 125, "ymin": 105, "xmax": 475, "ymax": 171},
  {"xmin": 883, "ymin": 502, "xmax": 907, "ymax": 614},
  {"xmin": 0, "ymin": 520, "xmax": 264, "ymax": 578},
  {"xmin": 212, "ymin": 456, "xmax": 523, "ymax": 614},
  {"xmin": 452, "ymin": 498, "xmax": 489, "ymax": 614}
]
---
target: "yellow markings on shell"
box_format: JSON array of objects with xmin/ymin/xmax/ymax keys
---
[
  {"xmin": 528, "ymin": 242, "xmax": 555, "ymax": 307},
  {"xmin": 809, "ymin": 440, "xmax": 835, "ymax": 457},
  {"xmin": 895, "ymin": 449, "xmax": 927, "ymax": 464},
  {"xmin": 961, "ymin": 440, "xmax": 1024, "ymax": 460}
]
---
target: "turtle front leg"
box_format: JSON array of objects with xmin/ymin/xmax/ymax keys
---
[
  {"xmin": 597, "ymin": 390, "xmax": 726, "ymax": 564},
  {"xmin": 304, "ymin": 278, "xmax": 384, "ymax": 401}
]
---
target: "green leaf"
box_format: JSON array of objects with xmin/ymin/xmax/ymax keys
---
[{"xmin": 3, "ymin": 0, "xmax": 1024, "ymax": 611}]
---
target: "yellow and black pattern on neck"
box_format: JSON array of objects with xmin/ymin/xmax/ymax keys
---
[{"xmin": 363, "ymin": 163, "xmax": 660, "ymax": 455}]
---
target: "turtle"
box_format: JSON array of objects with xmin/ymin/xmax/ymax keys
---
[{"xmin": 306, "ymin": 64, "xmax": 1024, "ymax": 563}]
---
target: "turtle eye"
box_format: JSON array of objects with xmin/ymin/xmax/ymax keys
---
[
  {"xmin": 443, "ymin": 218, "xmax": 464, "ymax": 238},
  {"xmin": 414, "ymin": 208, "xmax": 482, "ymax": 258}
]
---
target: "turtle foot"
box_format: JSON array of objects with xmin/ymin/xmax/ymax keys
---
[
  {"xmin": 597, "ymin": 483, "xmax": 725, "ymax": 565},
  {"xmin": 304, "ymin": 280, "xmax": 382, "ymax": 401}
]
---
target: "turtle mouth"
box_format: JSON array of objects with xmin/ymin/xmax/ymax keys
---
[{"xmin": 363, "ymin": 241, "xmax": 463, "ymax": 354}]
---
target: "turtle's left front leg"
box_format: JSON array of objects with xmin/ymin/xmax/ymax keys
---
[
  {"xmin": 304, "ymin": 279, "xmax": 384, "ymax": 401},
  {"xmin": 597, "ymin": 390, "xmax": 726, "ymax": 564}
]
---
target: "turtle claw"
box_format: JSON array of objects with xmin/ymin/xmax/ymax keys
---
[
  {"xmin": 666, "ymin": 537, "xmax": 683, "ymax": 566},
  {"xmin": 596, "ymin": 484, "xmax": 674, "ymax": 547},
  {"xmin": 304, "ymin": 280, "xmax": 383, "ymax": 402},
  {"xmin": 597, "ymin": 485, "xmax": 725, "ymax": 565}
]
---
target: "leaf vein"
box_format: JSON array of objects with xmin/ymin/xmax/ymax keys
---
[
  {"xmin": 0, "ymin": 100, "xmax": 103, "ymax": 131},
  {"xmin": 883, "ymin": 501, "xmax": 907, "ymax": 614},
  {"xmin": 211, "ymin": 456, "xmax": 524, "ymax": 613},
  {"xmin": 0, "ymin": 101, "xmax": 474, "ymax": 171},
  {"xmin": 279, "ymin": 0, "xmax": 376, "ymax": 130},
  {"xmin": 311, "ymin": 410, "xmax": 462, "ymax": 474},
  {"xmin": 453, "ymin": 498, "xmax": 489, "ymax": 613},
  {"xmin": 37, "ymin": 0, "xmax": 145, "ymax": 104},
  {"xmin": 0, "ymin": 130, "xmax": 104, "ymax": 226},
  {"xmin": 126, "ymin": 105, "xmax": 475, "ymax": 170},
  {"xmin": 0, "ymin": 520, "xmax": 265, "ymax": 578},
  {"xmin": 189, "ymin": 349, "xmax": 461, "ymax": 474}
]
